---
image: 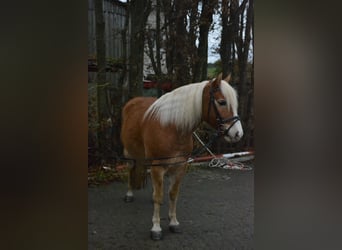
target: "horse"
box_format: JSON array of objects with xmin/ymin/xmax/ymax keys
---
[{"xmin": 120, "ymin": 73, "xmax": 243, "ymax": 240}]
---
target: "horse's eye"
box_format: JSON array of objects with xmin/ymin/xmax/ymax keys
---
[{"xmin": 217, "ymin": 100, "xmax": 227, "ymax": 106}]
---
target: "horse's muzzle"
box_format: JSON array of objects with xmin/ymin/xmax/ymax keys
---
[{"xmin": 220, "ymin": 116, "xmax": 242, "ymax": 141}]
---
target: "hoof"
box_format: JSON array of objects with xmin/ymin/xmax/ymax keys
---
[
  {"xmin": 124, "ymin": 195, "xmax": 134, "ymax": 203},
  {"xmin": 150, "ymin": 230, "xmax": 163, "ymax": 240},
  {"xmin": 169, "ymin": 225, "xmax": 182, "ymax": 233}
]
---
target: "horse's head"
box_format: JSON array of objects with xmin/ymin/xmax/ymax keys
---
[{"xmin": 203, "ymin": 73, "xmax": 243, "ymax": 143}]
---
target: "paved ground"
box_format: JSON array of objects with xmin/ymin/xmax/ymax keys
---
[{"xmin": 88, "ymin": 164, "xmax": 254, "ymax": 250}]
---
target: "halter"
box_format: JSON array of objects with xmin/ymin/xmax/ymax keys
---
[{"xmin": 207, "ymin": 83, "xmax": 240, "ymax": 137}]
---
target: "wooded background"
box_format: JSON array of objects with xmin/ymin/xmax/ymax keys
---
[{"xmin": 88, "ymin": 0, "xmax": 254, "ymax": 166}]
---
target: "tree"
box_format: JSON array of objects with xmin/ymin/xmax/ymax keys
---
[
  {"xmin": 220, "ymin": 0, "xmax": 248, "ymax": 79},
  {"xmin": 236, "ymin": 0, "xmax": 253, "ymax": 149},
  {"xmin": 236, "ymin": 0, "xmax": 252, "ymax": 119},
  {"xmin": 173, "ymin": 0, "xmax": 191, "ymax": 87},
  {"xmin": 146, "ymin": 0, "xmax": 217, "ymax": 85},
  {"xmin": 129, "ymin": 0, "xmax": 152, "ymax": 97},
  {"xmin": 144, "ymin": 0, "xmax": 167, "ymax": 78},
  {"xmin": 193, "ymin": 0, "xmax": 217, "ymax": 82},
  {"xmin": 219, "ymin": 0, "xmax": 254, "ymax": 150}
]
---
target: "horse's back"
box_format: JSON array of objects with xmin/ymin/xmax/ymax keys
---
[{"xmin": 121, "ymin": 97, "xmax": 157, "ymax": 157}]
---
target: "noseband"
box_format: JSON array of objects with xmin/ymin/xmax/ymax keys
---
[{"xmin": 207, "ymin": 84, "xmax": 240, "ymax": 137}]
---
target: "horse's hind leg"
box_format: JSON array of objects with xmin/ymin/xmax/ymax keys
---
[
  {"xmin": 168, "ymin": 165, "xmax": 186, "ymax": 233},
  {"xmin": 124, "ymin": 170, "xmax": 135, "ymax": 202},
  {"xmin": 124, "ymin": 149, "xmax": 134, "ymax": 202},
  {"xmin": 124, "ymin": 168, "xmax": 134, "ymax": 202},
  {"xmin": 150, "ymin": 165, "xmax": 166, "ymax": 240}
]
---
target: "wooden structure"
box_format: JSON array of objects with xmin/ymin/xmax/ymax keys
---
[{"xmin": 88, "ymin": 0, "xmax": 128, "ymax": 85}]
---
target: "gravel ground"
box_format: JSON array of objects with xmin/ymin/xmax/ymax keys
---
[{"xmin": 88, "ymin": 165, "xmax": 254, "ymax": 249}]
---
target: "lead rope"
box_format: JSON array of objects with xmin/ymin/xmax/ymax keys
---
[
  {"xmin": 192, "ymin": 131, "xmax": 217, "ymax": 158},
  {"xmin": 190, "ymin": 131, "xmax": 253, "ymax": 171},
  {"xmin": 209, "ymin": 158, "xmax": 252, "ymax": 170}
]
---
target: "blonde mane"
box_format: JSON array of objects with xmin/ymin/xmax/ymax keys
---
[{"xmin": 143, "ymin": 79, "xmax": 238, "ymax": 133}]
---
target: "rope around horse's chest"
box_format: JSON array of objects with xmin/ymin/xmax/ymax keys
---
[
  {"xmin": 120, "ymin": 131, "xmax": 252, "ymax": 170},
  {"xmin": 120, "ymin": 154, "xmax": 191, "ymax": 167}
]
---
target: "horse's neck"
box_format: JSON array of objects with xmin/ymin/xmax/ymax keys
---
[{"xmin": 144, "ymin": 81, "xmax": 208, "ymax": 134}]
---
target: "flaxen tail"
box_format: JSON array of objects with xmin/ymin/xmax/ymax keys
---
[{"xmin": 129, "ymin": 160, "xmax": 147, "ymax": 189}]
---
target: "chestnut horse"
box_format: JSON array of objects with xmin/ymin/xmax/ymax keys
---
[{"xmin": 121, "ymin": 73, "xmax": 243, "ymax": 240}]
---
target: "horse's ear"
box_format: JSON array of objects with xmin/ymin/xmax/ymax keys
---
[
  {"xmin": 212, "ymin": 73, "xmax": 222, "ymax": 88},
  {"xmin": 224, "ymin": 73, "xmax": 231, "ymax": 83}
]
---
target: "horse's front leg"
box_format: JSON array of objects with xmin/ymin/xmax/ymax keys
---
[
  {"xmin": 150, "ymin": 166, "xmax": 165, "ymax": 240},
  {"xmin": 168, "ymin": 164, "xmax": 186, "ymax": 233}
]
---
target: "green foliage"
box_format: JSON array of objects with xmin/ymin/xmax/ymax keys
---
[
  {"xmin": 107, "ymin": 57, "xmax": 124, "ymax": 66},
  {"xmin": 207, "ymin": 60, "xmax": 222, "ymax": 79},
  {"xmin": 207, "ymin": 59, "xmax": 253, "ymax": 83}
]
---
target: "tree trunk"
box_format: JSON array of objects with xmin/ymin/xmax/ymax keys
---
[
  {"xmin": 220, "ymin": 0, "xmax": 240, "ymax": 78},
  {"xmin": 173, "ymin": 0, "xmax": 190, "ymax": 87},
  {"xmin": 235, "ymin": 0, "xmax": 252, "ymax": 150},
  {"xmin": 146, "ymin": 30, "xmax": 160, "ymax": 75},
  {"xmin": 243, "ymin": 0, "xmax": 254, "ymax": 149},
  {"xmin": 237, "ymin": 0, "xmax": 252, "ymax": 120},
  {"xmin": 193, "ymin": 0, "xmax": 217, "ymax": 82},
  {"xmin": 161, "ymin": 0, "xmax": 174, "ymax": 79},
  {"xmin": 155, "ymin": 0, "xmax": 162, "ymax": 76},
  {"xmin": 189, "ymin": 0, "xmax": 199, "ymax": 82},
  {"xmin": 129, "ymin": 0, "xmax": 151, "ymax": 98}
]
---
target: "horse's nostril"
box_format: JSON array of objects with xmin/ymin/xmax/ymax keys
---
[{"xmin": 235, "ymin": 131, "xmax": 240, "ymax": 138}]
